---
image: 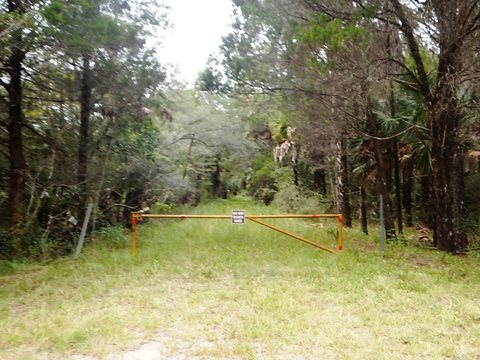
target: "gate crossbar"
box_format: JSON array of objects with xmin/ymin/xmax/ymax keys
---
[{"xmin": 131, "ymin": 213, "xmax": 344, "ymax": 256}]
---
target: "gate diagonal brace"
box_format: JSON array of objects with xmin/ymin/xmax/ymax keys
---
[
  {"xmin": 247, "ymin": 217, "xmax": 336, "ymax": 254},
  {"xmin": 131, "ymin": 212, "xmax": 344, "ymax": 256}
]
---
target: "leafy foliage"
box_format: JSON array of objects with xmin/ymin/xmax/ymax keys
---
[{"xmin": 0, "ymin": 0, "xmax": 168, "ymax": 259}]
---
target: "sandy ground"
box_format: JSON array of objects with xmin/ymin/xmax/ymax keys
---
[{"xmin": 72, "ymin": 341, "xmax": 187, "ymax": 360}]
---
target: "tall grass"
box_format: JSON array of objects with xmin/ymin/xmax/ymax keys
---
[{"xmin": 1, "ymin": 197, "xmax": 480, "ymax": 359}]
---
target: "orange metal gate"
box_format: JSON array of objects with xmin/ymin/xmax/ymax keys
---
[{"xmin": 131, "ymin": 213, "xmax": 344, "ymax": 256}]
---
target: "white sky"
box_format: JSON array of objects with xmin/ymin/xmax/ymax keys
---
[{"xmin": 158, "ymin": 0, "xmax": 234, "ymax": 85}]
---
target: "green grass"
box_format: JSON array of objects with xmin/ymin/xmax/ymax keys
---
[{"xmin": 1, "ymin": 197, "xmax": 480, "ymax": 359}]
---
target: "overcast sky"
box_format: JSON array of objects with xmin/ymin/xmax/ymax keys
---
[{"xmin": 158, "ymin": 0, "xmax": 234, "ymax": 84}]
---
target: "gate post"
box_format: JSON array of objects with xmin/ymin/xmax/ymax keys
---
[{"xmin": 338, "ymin": 214, "xmax": 344, "ymax": 251}]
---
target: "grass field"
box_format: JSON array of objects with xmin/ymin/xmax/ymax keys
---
[{"xmin": 1, "ymin": 197, "xmax": 480, "ymax": 359}]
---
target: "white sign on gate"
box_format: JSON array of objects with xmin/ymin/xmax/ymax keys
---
[{"xmin": 231, "ymin": 210, "xmax": 246, "ymax": 224}]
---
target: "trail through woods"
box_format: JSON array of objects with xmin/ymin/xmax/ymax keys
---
[{"xmin": 1, "ymin": 199, "xmax": 480, "ymax": 359}]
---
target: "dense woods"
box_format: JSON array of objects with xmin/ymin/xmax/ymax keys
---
[
  {"xmin": 216, "ymin": 0, "xmax": 480, "ymax": 253},
  {"xmin": 1, "ymin": 0, "xmax": 480, "ymax": 260}
]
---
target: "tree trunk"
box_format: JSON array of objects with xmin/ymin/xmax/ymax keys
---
[
  {"xmin": 313, "ymin": 168, "xmax": 327, "ymax": 195},
  {"xmin": 365, "ymin": 103, "xmax": 396, "ymax": 239},
  {"xmin": 401, "ymin": 155, "xmax": 414, "ymax": 227},
  {"xmin": 6, "ymin": 0, "xmax": 27, "ymax": 237},
  {"xmin": 429, "ymin": 101, "xmax": 468, "ymax": 252},
  {"xmin": 419, "ymin": 175, "xmax": 434, "ymax": 227},
  {"xmin": 428, "ymin": 29, "xmax": 468, "ymax": 252},
  {"xmin": 392, "ymin": 139, "xmax": 403, "ymax": 234},
  {"xmin": 78, "ymin": 53, "xmax": 92, "ymax": 215},
  {"xmin": 389, "ymin": 82, "xmax": 403, "ymax": 234},
  {"xmin": 91, "ymin": 148, "xmax": 110, "ymax": 240},
  {"xmin": 390, "ymin": 0, "xmax": 469, "ymax": 252},
  {"xmin": 191, "ymin": 173, "xmax": 202, "ymax": 206},
  {"xmin": 211, "ymin": 155, "xmax": 222, "ymax": 199},
  {"xmin": 182, "ymin": 138, "xmax": 194, "ymax": 180},
  {"xmin": 292, "ymin": 163, "xmax": 299, "ymax": 186},
  {"xmin": 360, "ymin": 185, "xmax": 368, "ymax": 235},
  {"xmin": 123, "ymin": 187, "xmax": 143, "ymax": 226},
  {"xmin": 334, "ymin": 138, "xmax": 352, "ymax": 227}
]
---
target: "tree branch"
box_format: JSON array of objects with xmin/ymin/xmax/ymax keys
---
[
  {"xmin": 392, "ymin": 78, "xmax": 419, "ymax": 92},
  {"xmin": 352, "ymin": 124, "xmax": 427, "ymax": 141},
  {"xmin": 391, "ymin": 0, "xmax": 433, "ymax": 104},
  {"xmin": 24, "ymin": 95, "xmax": 66, "ymax": 103},
  {"xmin": 22, "ymin": 122, "xmax": 67, "ymax": 155},
  {"xmin": 377, "ymin": 57, "xmax": 422, "ymax": 85},
  {"xmin": 458, "ymin": 2, "xmax": 480, "ymax": 41}
]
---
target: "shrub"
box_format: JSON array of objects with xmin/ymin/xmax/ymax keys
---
[
  {"xmin": 151, "ymin": 202, "xmax": 175, "ymax": 214},
  {"xmin": 248, "ymin": 154, "xmax": 278, "ymax": 205},
  {"xmin": 93, "ymin": 226, "xmax": 129, "ymax": 250},
  {"xmin": 272, "ymin": 185, "xmax": 329, "ymax": 214},
  {"xmin": 0, "ymin": 260, "xmax": 15, "ymax": 276}
]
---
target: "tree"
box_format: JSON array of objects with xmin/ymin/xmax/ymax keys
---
[
  {"xmin": 0, "ymin": 0, "xmax": 40, "ymax": 238},
  {"xmin": 0, "ymin": 0, "xmax": 169, "ymax": 258},
  {"xmin": 41, "ymin": 0, "xmax": 167, "ymax": 216},
  {"xmin": 221, "ymin": 0, "xmax": 480, "ymax": 252},
  {"xmin": 221, "ymin": 0, "xmax": 379, "ymax": 228},
  {"xmin": 196, "ymin": 66, "xmax": 226, "ymax": 93},
  {"xmin": 387, "ymin": 0, "xmax": 475, "ymax": 252},
  {"xmin": 152, "ymin": 88, "xmax": 257, "ymax": 205}
]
